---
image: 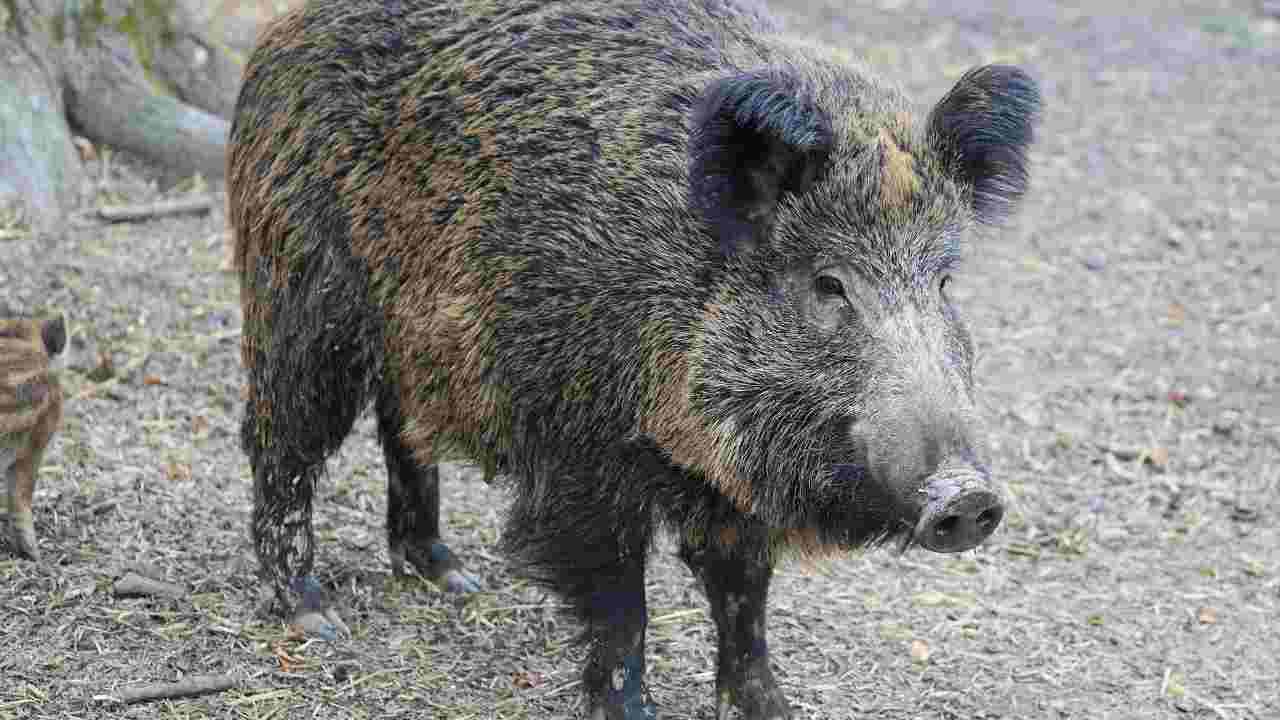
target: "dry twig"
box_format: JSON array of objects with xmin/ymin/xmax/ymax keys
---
[
  {"xmin": 96, "ymin": 196, "xmax": 214, "ymax": 223},
  {"xmin": 113, "ymin": 572, "xmax": 186, "ymax": 599},
  {"xmin": 109, "ymin": 674, "xmax": 239, "ymax": 704}
]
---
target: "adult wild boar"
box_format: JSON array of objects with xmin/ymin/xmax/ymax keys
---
[{"xmin": 228, "ymin": 1, "xmax": 1040, "ymax": 717}]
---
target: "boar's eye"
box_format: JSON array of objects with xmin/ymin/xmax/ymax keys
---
[
  {"xmin": 939, "ymin": 274, "xmax": 953, "ymax": 295},
  {"xmin": 814, "ymin": 274, "xmax": 845, "ymax": 298}
]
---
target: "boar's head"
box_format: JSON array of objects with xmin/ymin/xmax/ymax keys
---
[{"xmin": 684, "ymin": 63, "xmax": 1041, "ymax": 554}]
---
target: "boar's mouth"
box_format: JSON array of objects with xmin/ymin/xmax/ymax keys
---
[
  {"xmin": 826, "ymin": 408, "xmax": 1005, "ymax": 555},
  {"xmin": 802, "ymin": 462, "xmax": 1002, "ymax": 557},
  {"xmin": 693, "ymin": 398, "xmax": 1003, "ymax": 555},
  {"xmin": 785, "ymin": 424, "xmax": 1004, "ymax": 556}
]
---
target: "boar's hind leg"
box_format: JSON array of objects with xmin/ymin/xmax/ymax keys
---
[
  {"xmin": 248, "ymin": 455, "xmax": 350, "ymax": 639},
  {"xmin": 244, "ymin": 375, "xmax": 354, "ymax": 641},
  {"xmin": 680, "ymin": 526, "xmax": 792, "ymax": 720},
  {"xmin": 241, "ymin": 240, "xmax": 386, "ymax": 639},
  {"xmin": 377, "ymin": 404, "xmax": 481, "ymax": 593}
]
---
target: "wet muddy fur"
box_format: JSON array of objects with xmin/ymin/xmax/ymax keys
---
[{"xmin": 229, "ymin": 1, "xmax": 1038, "ymax": 717}]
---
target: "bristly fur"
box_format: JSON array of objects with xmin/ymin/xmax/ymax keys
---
[{"xmin": 0, "ymin": 316, "xmax": 63, "ymax": 435}]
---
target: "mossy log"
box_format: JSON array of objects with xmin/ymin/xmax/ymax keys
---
[{"xmin": 0, "ymin": 0, "xmax": 247, "ymax": 233}]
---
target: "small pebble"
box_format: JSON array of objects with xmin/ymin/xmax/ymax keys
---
[{"xmin": 1212, "ymin": 411, "xmax": 1240, "ymax": 436}]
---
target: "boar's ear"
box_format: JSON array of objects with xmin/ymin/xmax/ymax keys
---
[
  {"xmin": 689, "ymin": 71, "xmax": 833, "ymax": 257},
  {"xmin": 927, "ymin": 65, "xmax": 1041, "ymax": 225},
  {"xmin": 41, "ymin": 315, "xmax": 66, "ymax": 356}
]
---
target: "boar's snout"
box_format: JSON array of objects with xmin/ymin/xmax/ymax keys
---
[
  {"xmin": 912, "ymin": 474, "xmax": 1003, "ymax": 552},
  {"xmin": 848, "ymin": 404, "xmax": 1003, "ymax": 553}
]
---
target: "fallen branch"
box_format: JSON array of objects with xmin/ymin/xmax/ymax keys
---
[
  {"xmin": 86, "ymin": 499, "xmax": 119, "ymax": 516},
  {"xmin": 113, "ymin": 571, "xmax": 186, "ymax": 599},
  {"xmin": 112, "ymin": 674, "xmax": 239, "ymax": 704},
  {"xmin": 96, "ymin": 196, "xmax": 214, "ymax": 223}
]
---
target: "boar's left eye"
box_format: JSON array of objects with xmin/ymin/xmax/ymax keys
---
[
  {"xmin": 815, "ymin": 274, "xmax": 845, "ymax": 298},
  {"xmin": 939, "ymin": 274, "xmax": 953, "ymax": 295}
]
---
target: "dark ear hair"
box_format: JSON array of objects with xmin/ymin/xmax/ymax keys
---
[
  {"xmin": 689, "ymin": 71, "xmax": 833, "ymax": 257},
  {"xmin": 41, "ymin": 315, "xmax": 66, "ymax": 356},
  {"xmin": 928, "ymin": 65, "xmax": 1042, "ymax": 225}
]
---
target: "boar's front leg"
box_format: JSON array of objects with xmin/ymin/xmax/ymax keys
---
[
  {"xmin": 681, "ymin": 525, "xmax": 792, "ymax": 720},
  {"xmin": 504, "ymin": 467, "xmax": 658, "ymax": 719},
  {"xmin": 581, "ymin": 556, "xmax": 657, "ymax": 720}
]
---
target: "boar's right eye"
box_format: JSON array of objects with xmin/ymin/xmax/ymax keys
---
[{"xmin": 814, "ymin": 275, "xmax": 845, "ymax": 298}]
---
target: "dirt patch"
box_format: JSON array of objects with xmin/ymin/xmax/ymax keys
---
[{"xmin": 2, "ymin": 1, "xmax": 1277, "ymax": 718}]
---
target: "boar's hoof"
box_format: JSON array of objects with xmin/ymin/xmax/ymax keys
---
[
  {"xmin": 716, "ymin": 670, "xmax": 793, "ymax": 720},
  {"xmin": 914, "ymin": 478, "xmax": 1004, "ymax": 553},
  {"xmin": 293, "ymin": 607, "xmax": 352, "ymax": 642},
  {"xmin": 717, "ymin": 691, "xmax": 792, "ymax": 720},
  {"xmin": 587, "ymin": 695, "xmax": 658, "ymax": 720},
  {"xmin": 442, "ymin": 568, "xmax": 482, "ymax": 593},
  {"xmin": 392, "ymin": 539, "xmax": 482, "ymax": 593},
  {"xmin": 285, "ymin": 576, "xmax": 352, "ymax": 641},
  {"xmin": 7, "ymin": 512, "xmax": 39, "ymax": 561}
]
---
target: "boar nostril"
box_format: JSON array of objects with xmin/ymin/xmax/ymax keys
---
[
  {"xmin": 933, "ymin": 514, "xmax": 959, "ymax": 539},
  {"xmin": 975, "ymin": 507, "xmax": 1002, "ymax": 532}
]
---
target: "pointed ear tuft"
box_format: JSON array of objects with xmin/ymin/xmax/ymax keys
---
[
  {"xmin": 689, "ymin": 71, "xmax": 833, "ymax": 257},
  {"xmin": 928, "ymin": 65, "xmax": 1042, "ymax": 225}
]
